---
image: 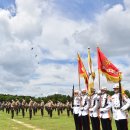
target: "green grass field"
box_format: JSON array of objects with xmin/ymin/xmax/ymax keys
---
[{"xmin": 0, "ymin": 110, "xmax": 130, "ymax": 130}]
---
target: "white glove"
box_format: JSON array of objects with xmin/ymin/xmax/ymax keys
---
[
  {"xmin": 80, "ymin": 107, "xmax": 83, "ymax": 111},
  {"xmin": 89, "ymin": 108, "xmax": 93, "ymax": 112},
  {"xmin": 120, "ymin": 107, "xmax": 125, "ymax": 111},
  {"xmin": 100, "ymin": 108, "xmax": 108, "ymax": 113}
]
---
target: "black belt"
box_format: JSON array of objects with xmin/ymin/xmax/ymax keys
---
[
  {"xmin": 114, "ymin": 107, "xmax": 120, "ymax": 109},
  {"xmin": 74, "ymin": 105, "xmax": 80, "ymax": 107}
]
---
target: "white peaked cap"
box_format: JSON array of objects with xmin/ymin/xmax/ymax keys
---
[
  {"xmin": 97, "ymin": 90, "xmax": 101, "ymax": 94},
  {"xmin": 113, "ymin": 84, "xmax": 119, "ymax": 89},
  {"xmin": 101, "ymin": 87, "xmax": 107, "ymax": 90},
  {"xmin": 74, "ymin": 90, "xmax": 79, "ymax": 93},
  {"xmin": 81, "ymin": 89, "xmax": 86, "ymax": 92}
]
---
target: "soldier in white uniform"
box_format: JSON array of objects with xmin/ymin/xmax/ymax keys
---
[
  {"xmin": 111, "ymin": 84, "xmax": 130, "ymax": 130},
  {"xmin": 79, "ymin": 89, "xmax": 90, "ymax": 130},
  {"xmin": 99, "ymin": 87, "xmax": 112, "ymax": 130},
  {"xmin": 73, "ymin": 90, "xmax": 82, "ymax": 130},
  {"xmin": 89, "ymin": 88, "xmax": 100, "ymax": 130}
]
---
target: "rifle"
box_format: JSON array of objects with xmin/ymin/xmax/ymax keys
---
[
  {"xmin": 119, "ymin": 77, "xmax": 122, "ymax": 108},
  {"xmin": 72, "ymin": 84, "xmax": 74, "ymax": 107}
]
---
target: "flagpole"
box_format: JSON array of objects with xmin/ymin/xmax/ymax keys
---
[
  {"xmin": 97, "ymin": 46, "xmax": 101, "ymax": 89},
  {"xmin": 77, "ymin": 53, "xmax": 81, "ymax": 91},
  {"xmin": 78, "ymin": 59, "xmax": 82, "ymax": 110},
  {"xmin": 98, "ymin": 70, "xmax": 101, "ymax": 89},
  {"xmin": 78, "ymin": 66, "xmax": 81, "ymax": 91}
]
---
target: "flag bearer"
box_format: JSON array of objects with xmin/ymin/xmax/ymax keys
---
[
  {"xmin": 79, "ymin": 89, "xmax": 90, "ymax": 130},
  {"xmin": 73, "ymin": 90, "xmax": 82, "ymax": 130},
  {"xmin": 111, "ymin": 84, "xmax": 130, "ymax": 130},
  {"xmin": 89, "ymin": 88, "xmax": 100, "ymax": 130},
  {"xmin": 99, "ymin": 87, "xmax": 112, "ymax": 130}
]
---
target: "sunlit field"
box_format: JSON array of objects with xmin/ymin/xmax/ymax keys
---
[
  {"xmin": 0, "ymin": 109, "xmax": 130, "ymax": 130},
  {"xmin": 0, "ymin": 109, "xmax": 75, "ymax": 130}
]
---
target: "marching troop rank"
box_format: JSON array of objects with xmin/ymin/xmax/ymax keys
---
[{"xmin": 0, "ymin": 97, "xmax": 72, "ymax": 119}]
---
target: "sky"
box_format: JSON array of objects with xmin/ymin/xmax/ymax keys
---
[{"xmin": 0, "ymin": 0, "xmax": 130, "ymax": 97}]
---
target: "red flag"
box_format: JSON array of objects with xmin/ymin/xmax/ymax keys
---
[
  {"xmin": 77, "ymin": 53, "xmax": 88, "ymax": 89},
  {"xmin": 97, "ymin": 47, "xmax": 121, "ymax": 82}
]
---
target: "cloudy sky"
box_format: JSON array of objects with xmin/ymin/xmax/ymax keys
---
[{"xmin": 0, "ymin": 0, "xmax": 130, "ymax": 97}]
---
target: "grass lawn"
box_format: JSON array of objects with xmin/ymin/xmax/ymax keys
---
[
  {"xmin": 0, "ymin": 109, "xmax": 130, "ymax": 130},
  {"xmin": 0, "ymin": 109, "xmax": 74, "ymax": 130}
]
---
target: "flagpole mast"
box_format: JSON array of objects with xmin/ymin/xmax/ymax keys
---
[
  {"xmin": 97, "ymin": 46, "xmax": 101, "ymax": 89},
  {"xmin": 78, "ymin": 65, "xmax": 81, "ymax": 91},
  {"xmin": 77, "ymin": 53, "xmax": 81, "ymax": 91},
  {"xmin": 98, "ymin": 70, "xmax": 100, "ymax": 89}
]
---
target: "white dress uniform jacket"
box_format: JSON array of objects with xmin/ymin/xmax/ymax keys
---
[
  {"xmin": 79, "ymin": 95, "xmax": 90, "ymax": 116},
  {"xmin": 89, "ymin": 93, "xmax": 100, "ymax": 117},
  {"xmin": 73, "ymin": 96, "xmax": 80, "ymax": 114},
  {"xmin": 99, "ymin": 93, "xmax": 112, "ymax": 119},
  {"xmin": 111, "ymin": 93, "xmax": 130, "ymax": 120}
]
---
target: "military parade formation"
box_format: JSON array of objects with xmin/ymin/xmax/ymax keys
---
[
  {"xmin": 0, "ymin": 98, "xmax": 72, "ymax": 120},
  {"xmin": 0, "ymin": 83, "xmax": 129, "ymax": 130},
  {"xmin": 73, "ymin": 84, "xmax": 130, "ymax": 130}
]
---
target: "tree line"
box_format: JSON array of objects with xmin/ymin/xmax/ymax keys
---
[
  {"xmin": 0, "ymin": 93, "xmax": 71, "ymax": 103},
  {"xmin": 0, "ymin": 90, "xmax": 129, "ymax": 103}
]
